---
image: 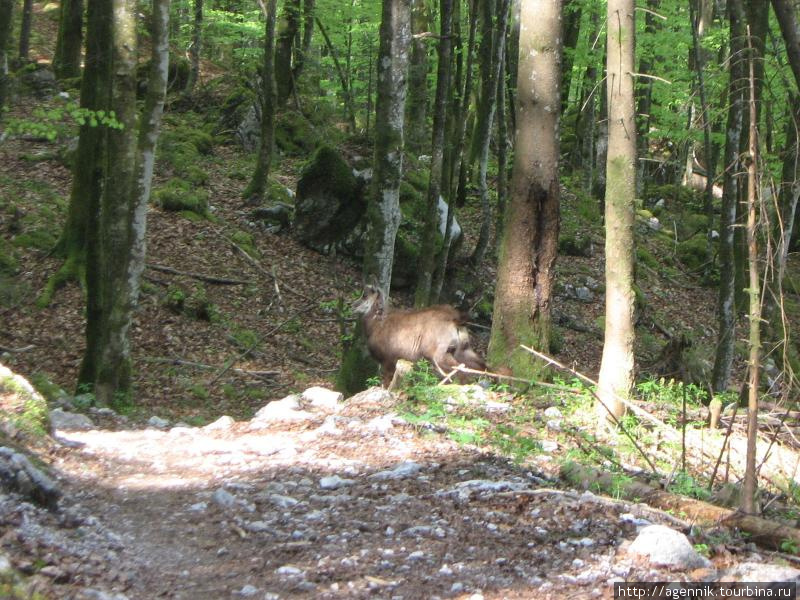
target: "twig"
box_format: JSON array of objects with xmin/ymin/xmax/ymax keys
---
[
  {"xmin": 0, "ymin": 344, "xmax": 35, "ymax": 353},
  {"xmin": 146, "ymin": 263, "xmax": 251, "ymax": 285},
  {"xmin": 144, "ymin": 357, "xmax": 280, "ymax": 379}
]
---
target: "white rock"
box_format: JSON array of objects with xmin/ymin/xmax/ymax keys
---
[
  {"xmin": 203, "ymin": 415, "xmax": 234, "ymax": 430},
  {"xmin": 269, "ymin": 494, "xmax": 299, "ymax": 509},
  {"xmin": 211, "ymin": 488, "xmax": 237, "ymax": 509},
  {"xmin": 253, "ymin": 395, "xmax": 314, "ymax": 423},
  {"xmin": 628, "ymin": 525, "xmax": 711, "ymax": 569},
  {"xmin": 276, "ymin": 565, "xmax": 304, "ymax": 576},
  {"xmin": 543, "ymin": 406, "xmax": 563, "ymax": 419},
  {"xmin": 369, "ymin": 461, "xmax": 423, "ymax": 481},
  {"xmin": 147, "ymin": 415, "xmax": 170, "ymax": 429},
  {"xmin": 302, "ymin": 387, "xmax": 343, "ymax": 411},
  {"xmin": 237, "ymin": 584, "xmax": 259, "ymax": 596}
]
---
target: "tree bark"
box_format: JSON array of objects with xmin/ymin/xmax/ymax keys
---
[
  {"xmin": 52, "ymin": 0, "xmax": 83, "ymax": 79},
  {"xmin": 184, "ymin": 0, "xmax": 203, "ymax": 95},
  {"xmin": 469, "ymin": 0, "xmax": 510, "ymax": 266},
  {"xmin": 0, "ymin": 0, "xmax": 11, "ymax": 118},
  {"xmin": 634, "ymin": 0, "xmax": 659, "ymax": 194},
  {"xmin": 243, "ymin": 0, "xmax": 278, "ymax": 202},
  {"xmin": 415, "ymin": 0, "xmax": 452, "ymax": 307},
  {"xmin": 363, "ymin": 0, "xmax": 411, "ymax": 296},
  {"xmin": 712, "ymin": 0, "xmax": 746, "ymax": 393},
  {"xmin": 275, "ymin": 0, "xmax": 300, "ymax": 106},
  {"xmin": 405, "ymin": 0, "xmax": 429, "ymax": 153},
  {"xmin": 596, "ymin": 0, "xmax": 637, "ymax": 421},
  {"xmin": 18, "ymin": 0, "xmax": 34, "ymax": 63},
  {"xmin": 772, "ymin": 0, "xmax": 800, "ymax": 92},
  {"xmin": 488, "ymin": 0, "xmax": 561, "ymax": 378}
]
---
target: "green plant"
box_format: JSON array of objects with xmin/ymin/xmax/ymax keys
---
[
  {"xmin": 780, "ymin": 539, "xmax": 799, "ymax": 555},
  {"xmin": 669, "ymin": 472, "xmax": 711, "ymax": 501}
]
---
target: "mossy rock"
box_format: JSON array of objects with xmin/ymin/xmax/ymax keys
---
[
  {"xmin": 391, "ymin": 232, "xmax": 420, "ymax": 288},
  {"xmin": 153, "ymin": 178, "xmax": 209, "ymax": 216},
  {"xmin": 679, "ymin": 212, "xmax": 709, "ymax": 239},
  {"xmin": 676, "ymin": 233, "xmax": 708, "ymax": 271},
  {"xmin": 0, "ymin": 365, "xmax": 50, "ymax": 437},
  {"xmin": 644, "ymin": 184, "xmax": 697, "ymax": 207},
  {"xmin": 159, "ymin": 126, "xmax": 214, "ymax": 173},
  {"xmin": 275, "ymin": 111, "xmax": 319, "ymax": 156},
  {"xmin": 294, "ymin": 145, "xmax": 365, "ymax": 248},
  {"xmin": 636, "ymin": 246, "xmax": 659, "ymax": 270},
  {"xmin": 399, "ymin": 181, "xmax": 425, "ymax": 221},
  {"xmin": 230, "ymin": 230, "xmax": 259, "ymax": 258}
]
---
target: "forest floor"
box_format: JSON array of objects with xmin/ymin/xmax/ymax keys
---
[{"xmin": 3, "ymin": 50, "xmax": 800, "ymax": 598}]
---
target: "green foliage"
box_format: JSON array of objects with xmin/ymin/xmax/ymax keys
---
[
  {"xmin": 0, "ymin": 372, "xmax": 50, "ymax": 437},
  {"xmin": 275, "ymin": 111, "xmax": 320, "ymax": 156},
  {"xmin": 230, "ymin": 230, "xmax": 258, "ymax": 258},
  {"xmin": 163, "ymin": 284, "xmax": 219, "ymax": 322},
  {"xmin": 12, "ymin": 228, "xmax": 57, "ymax": 251},
  {"xmin": 676, "ymin": 234, "xmax": 708, "ymax": 272},
  {"xmin": 669, "ymin": 472, "xmax": 711, "ymax": 501},
  {"xmin": 4, "ymin": 99, "xmax": 123, "ymax": 142},
  {"xmin": 153, "ymin": 178, "xmax": 209, "ymax": 216}
]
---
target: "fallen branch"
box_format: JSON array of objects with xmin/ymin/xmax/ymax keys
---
[
  {"xmin": 147, "ymin": 263, "xmax": 251, "ymax": 285},
  {"xmin": 561, "ymin": 461, "xmax": 800, "ymax": 551},
  {"xmin": 0, "ymin": 344, "xmax": 35, "ymax": 353}
]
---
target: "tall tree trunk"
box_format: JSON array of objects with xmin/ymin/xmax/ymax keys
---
[
  {"xmin": 275, "ymin": 0, "xmax": 300, "ymax": 107},
  {"xmin": 363, "ymin": 0, "xmax": 411, "ymax": 295},
  {"xmin": 560, "ymin": 0, "xmax": 582, "ymax": 110},
  {"xmin": 52, "ymin": 0, "xmax": 83, "ymax": 79},
  {"xmin": 488, "ymin": 0, "xmax": 561, "ymax": 378},
  {"xmin": 0, "ymin": 0, "xmax": 11, "ymax": 118},
  {"xmin": 742, "ymin": 37, "xmax": 760, "ymax": 515},
  {"xmin": 243, "ymin": 0, "xmax": 278, "ymax": 202},
  {"xmin": 596, "ymin": 0, "xmax": 637, "ymax": 421},
  {"xmin": 635, "ymin": 0, "xmax": 660, "ymax": 194},
  {"xmin": 45, "ymin": 0, "xmax": 113, "ymax": 311},
  {"xmin": 712, "ymin": 0, "xmax": 746, "ymax": 393},
  {"xmin": 88, "ymin": 0, "xmax": 139, "ymax": 405},
  {"xmin": 469, "ymin": 0, "xmax": 510, "ymax": 266},
  {"xmin": 494, "ymin": 50, "xmax": 508, "ymax": 245},
  {"xmin": 18, "ymin": 0, "xmax": 34, "ymax": 63},
  {"xmin": 415, "ymin": 0, "xmax": 453, "ymax": 307},
  {"xmin": 184, "ymin": 0, "xmax": 203, "ymax": 95},
  {"xmin": 315, "ymin": 16, "xmax": 356, "ymax": 132},
  {"xmin": 772, "ymin": 0, "xmax": 800, "ymax": 91},
  {"xmin": 405, "ymin": 0, "xmax": 430, "ymax": 153}
]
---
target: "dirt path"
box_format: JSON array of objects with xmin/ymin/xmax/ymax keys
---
[{"xmin": 1, "ymin": 387, "xmax": 787, "ymax": 599}]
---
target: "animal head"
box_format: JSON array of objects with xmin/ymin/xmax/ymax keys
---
[{"xmin": 352, "ymin": 284, "xmax": 386, "ymax": 318}]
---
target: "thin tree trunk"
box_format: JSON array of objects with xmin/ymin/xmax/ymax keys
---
[
  {"xmin": 184, "ymin": 0, "xmax": 203, "ymax": 95},
  {"xmin": 488, "ymin": 0, "xmax": 561, "ymax": 378},
  {"xmin": 469, "ymin": 0, "xmax": 510, "ymax": 266},
  {"xmin": 53, "ymin": 0, "xmax": 83, "ymax": 79},
  {"xmin": 596, "ymin": 0, "xmax": 637, "ymax": 421},
  {"xmin": 415, "ymin": 0, "xmax": 453, "ymax": 307},
  {"xmin": 275, "ymin": 0, "xmax": 300, "ymax": 106},
  {"xmin": 560, "ymin": 0, "xmax": 582, "ymax": 111},
  {"xmin": 772, "ymin": 0, "xmax": 800, "ymax": 90},
  {"xmin": 0, "ymin": 0, "xmax": 11, "ymax": 118},
  {"xmin": 405, "ymin": 0, "xmax": 430, "ymax": 153},
  {"xmin": 712, "ymin": 0, "xmax": 746, "ymax": 393},
  {"xmin": 243, "ymin": 0, "xmax": 278, "ymax": 202},
  {"xmin": 494, "ymin": 50, "xmax": 508, "ymax": 245},
  {"xmin": 315, "ymin": 16, "xmax": 356, "ymax": 132},
  {"xmin": 635, "ymin": 0, "xmax": 659, "ymax": 193},
  {"xmin": 742, "ymin": 36, "xmax": 760, "ymax": 515},
  {"xmin": 18, "ymin": 0, "xmax": 34, "ymax": 63},
  {"xmin": 363, "ymin": 0, "xmax": 411, "ymax": 295}
]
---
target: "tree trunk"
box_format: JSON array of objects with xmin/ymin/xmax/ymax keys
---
[
  {"xmin": 742, "ymin": 39, "xmax": 760, "ymax": 515},
  {"xmin": 772, "ymin": 0, "xmax": 800, "ymax": 91},
  {"xmin": 0, "ymin": 0, "xmax": 11, "ymax": 117},
  {"xmin": 415, "ymin": 0, "xmax": 452, "ymax": 307},
  {"xmin": 45, "ymin": 0, "xmax": 113, "ymax": 311},
  {"xmin": 634, "ymin": 0, "xmax": 659, "ymax": 194},
  {"xmin": 315, "ymin": 16, "xmax": 356, "ymax": 132},
  {"xmin": 469, "ymin": 0, "xmax": 510, "ymax": 266},
  {"xmin": 363, "ymin": 0, "xmax": 411, "ymax": 295},
  {"xmin": 488, "ymin": 0, "xmax": 561, "ymax": 379},
  {"xmin": 52, "ymin": 0, "xmax": 83, "ymax": 79},
  {"xmin": 86, "ymin": 0, "xmax": 139, "ymax": 406},
  {"xmin": 596, "ymin": 0, "xmax": 637, "ymax": 422},
  {"xmin": 405, "ymin": 0, "xmax": 429, "ymax": 153},
  {"xmin": 243, "ymin": 0, "xmax": 278, "ymax": 202},
  {"xmin": 494, "ymin": 50, "xmax": 508, "ymax": 245},
  {"xmin": 184, "ymin": 0, "xmax": 203, "ymax": 95},
  {"xmin": 18, "ymin": 0, "xmax": 34, "ymax": 63},
  {"xmin": 560, "ymin": 0, "xmax": 582, "ymax": 111},
  {"xmin": 712, "ymin": 0, "xmax": 746, "ymax": 393},
  {"xmin": 275, "ymin": 0, "xmax": 300, "ymax": 106}
]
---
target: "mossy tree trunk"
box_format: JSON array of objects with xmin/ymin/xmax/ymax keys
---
[
  {"xmin": 414, "ymin": 0, "xmax": 452, "ymax": 307},
  {"xmin": 45, "ymin": 0, "xmax": 113, "ymax": 309},
  {"xmin": 18, "ymin": 0, "xmax": 33, "ymax": 63},
  {"xmin": 79, "ymin": 0, "xmax": 169, "ymax": 406},
  {"xmin": 275, "ymin": 0, "xmax": 300, "ymax": 107},
  {"xmin": 488, "ymin": 0, "xmax": 561, "ymax": 379},
  {"xmin": 363, "ymin": 0, "xmax": 411, "ymax": 296},
  {"xmin": 184, "ymin": 0, "xmax": 203, "ymax": 95},
  {"xmin": 0, "ymin": 0, "xmax": 11, "ymax": 118},
  {"xmin": 469, "ymin": 0, "xmax": 510, "ymax": 267},
  {"xmin": 404, "ymin": 0, "xmax": 429, "ymax": 154},
  {"xmin": 52, "ymin": 0, "xmax": 83, "ymax": 79},
  {"xmin": 339, "ymin": 0, "xmax": 410, "ymax": 394},
  {"xmin": 596, "ymin": 0, "xmax": 637, "ymax": 422},
  {"xmin": 243, "ymin": 0, "xmax": 278, "ymax": 203},
  {"xmin": 712, "ymin": 0, "xmax": 746, "ymax": 393}
]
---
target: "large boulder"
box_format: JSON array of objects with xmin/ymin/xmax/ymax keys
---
[{"xmin": 293, "ymin": 146, "xmax": 367, "ymax": 254}]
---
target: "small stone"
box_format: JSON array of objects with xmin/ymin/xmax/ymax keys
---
[
  {"xmin": 212, "ymin": 488, "xmax": 237, "ymax": 509},
  {"xmin": 275, "ymin": 565, "xmax": 304, "ymax": 576},
  {"xmin": 50, "ymin": 408, "xmax": 95, "ymax": 431},
  {"xmin": 319, "ymin": 475, "xmax": 355, "ymax": 490},
  {"xmin": 237, "ymin": 584, "xmax": 259, "ymax": 597},
  {"xmin": 543, "ymin": 407, "xmax": 563, "ymax": 419},
  {"xmin": 147, "ymin": 415, "xmax": 170, "ymax": 429},
  {"xmin": 370, "ymin": 461, "xmax": 423, "ymax": 481},
  {"xmin": 204, "ymin": 415, "xmax": 235, "ymax": 430}
]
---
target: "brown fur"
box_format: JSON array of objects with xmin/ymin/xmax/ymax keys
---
[{"xmin": 354, "ymin": 286, "xmax": 486, "ymax": 386}]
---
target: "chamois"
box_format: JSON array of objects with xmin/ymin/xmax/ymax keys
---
[{"xmin": 354, "ymin": 286, "xmax": 486, "ymax": 386}]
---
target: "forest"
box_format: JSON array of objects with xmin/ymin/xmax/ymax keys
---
[{"xmin": 1, "ymin": 0, "xmax": 800, "ymax": 597}]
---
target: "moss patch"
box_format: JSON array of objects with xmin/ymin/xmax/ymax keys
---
[{"xmin": 153, "ymin": 178, "xmax": 209, "ymax": 216}]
